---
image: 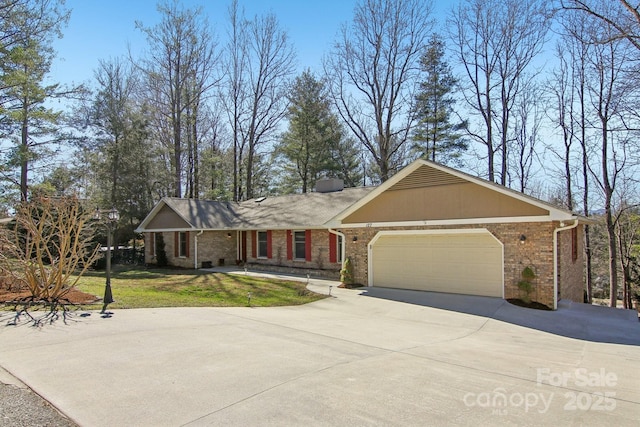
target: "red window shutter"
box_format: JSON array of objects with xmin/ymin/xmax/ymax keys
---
[
  {"xmin": 174, "ymin": 232, "xmax": 179, "ymax": 257},
  {"xmin": 305, "ymin": 230, "xmax": 312, "ymax": 261},
  {"xmin": 241, "ymin": 231, "xmax": 247, "ymax": 261},
  {"xmin": 329, "ymin": 233, "xmax": 337, "ymax": 263},
  {"xmin": 251, "ymin": 230, "xmax": 257, "ymax": 258},
  {"xmin": 267, "ymin": 230, "xmax": 273, "ymax": 259},
  {"xmin": 286, "ymin": 230, "xmax": 293, "ymax": 260}
]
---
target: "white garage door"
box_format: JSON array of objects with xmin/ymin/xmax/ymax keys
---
[{"xmin": 370, "ymin": 231, "xmax": 503, "ymax": 297}]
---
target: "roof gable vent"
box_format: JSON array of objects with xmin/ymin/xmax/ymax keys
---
[{"xmin": 315, "ymin": 178, "xmax": 344, "ymax": 193}]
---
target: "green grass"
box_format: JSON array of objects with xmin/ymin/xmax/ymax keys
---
[{"xmin": 74, "ymin": 265, "xmax": 327, "ymax": 309}]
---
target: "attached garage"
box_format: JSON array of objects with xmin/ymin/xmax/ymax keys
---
[{"xmin": 368, "ymin": 230, "xmax": 504, "ymax": 297}]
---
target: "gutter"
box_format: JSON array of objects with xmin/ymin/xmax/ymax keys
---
[
  {"xmin": 194, "ymin": 230, "xmax": 204, "ymax": 269},
  {"xmin": 553, "ymin": 219, "xmax": 579, "ymax": 310}
]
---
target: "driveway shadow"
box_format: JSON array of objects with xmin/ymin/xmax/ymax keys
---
[{"xmin": 359, "ymin": 287, "xmax": 640, "ymax": 346}]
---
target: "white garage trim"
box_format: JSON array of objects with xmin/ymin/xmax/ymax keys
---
[
  {"xmin": 340, "ymin": 215, "xmax": 561, "ymax": 229},
  {"xmin": 367, "ymin": 229, "xmax": 504, "ymax": 298}
]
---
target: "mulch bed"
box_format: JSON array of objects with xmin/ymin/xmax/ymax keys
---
[{"xmin": 0, "ymin": 283, "xmax": 99, "ymax": 305}]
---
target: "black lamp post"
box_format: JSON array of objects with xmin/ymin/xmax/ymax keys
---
[{"xmin": 95, "ymin": 207, "xmax": 119, "ymax": 313}]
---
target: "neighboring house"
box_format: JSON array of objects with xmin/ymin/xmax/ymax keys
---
[{"xmin": 136, "ymin": 160, "xmax": 588, "ymax": 309}]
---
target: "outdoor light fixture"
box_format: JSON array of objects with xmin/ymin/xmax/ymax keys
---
[
  {"xmin": 352, "ymin": 236, "xmax": 358, "ymax": 242},
  {"xmin": 227, "ymin": 232, "xmax": 232, "ymax": 239},
  {"xmin": 95, "ymin": 207, "xmax": 119, "ymax": 314},
  {"xmin": 519, "ymin": 234, "xmax": 527, "ymax": 244}
]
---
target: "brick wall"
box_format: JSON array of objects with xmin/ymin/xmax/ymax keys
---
[
  {"xmin": 143, "ymin": 223, "xmax": 586, "ymax": 308},
  {"xmin": 197, "ymin": 231, "xmax": 238, "ymax": 267},
  {"xmin": 145, "ymin": 231, "xmax": 236, "ymax": 269},
  {"xmin": 338, "ymin": 222, "xmax": 576, "ymax": 309},
  {"xmin": 558, "ymin": 225, "xmax": 585, "ymax": 303},
  {"xmin": 246, "ymin": 229, "xmax": 341, "ymax": 275}
]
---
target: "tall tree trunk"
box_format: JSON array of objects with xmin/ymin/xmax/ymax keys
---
[
  {"xmin": 20, "ymin": 100, "xmax": 29, "ymax": 202},
  {"xmin": 192, "ymin": 113, "xmax": 199, "ymax": 199},
  {"xmin": 601, "ymin": 125, "xmax": 618, "ymax": 307}
]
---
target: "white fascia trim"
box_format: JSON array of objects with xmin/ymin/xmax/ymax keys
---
[
  {"xmin": 367, "ymin": 228, "xmax": 495, "ymax": 247},
  {"xmin": 343, "ymin": 215, "xmax": 570, "ymax": 229},
  {"xmin": 137, "ymin": 228, "xmax": 196, "ymax": 233}
]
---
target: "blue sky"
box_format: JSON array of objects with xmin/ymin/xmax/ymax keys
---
[{"xmin": 50, "ymin": 0, "xmax": 451, "ymax": 88}]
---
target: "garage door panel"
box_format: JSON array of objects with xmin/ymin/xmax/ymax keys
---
[{"xmin": 371, "ymin": 232, "xmax": 503, "ymax": 297}]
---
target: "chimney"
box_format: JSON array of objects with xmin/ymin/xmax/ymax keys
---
[{"xmin": 315, "ymin": 178, "xmax": 344, "ymax": 193}]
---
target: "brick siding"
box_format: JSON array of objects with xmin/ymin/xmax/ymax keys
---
[
  {"xmin": 338, "ymin": 222, "xmax": 582, "ymax": 309},
  {"xmin": 145, "ymin": 231, "xmax": 236, "ymax": 269},
  {"xmin": 145, "ymin": 222, "xmax": 585, "ymax": 309},
  {"xmin": 246, "ymin": 229, "xmax": 341, "ymax": 276},
  {"xmin": 558, "ymin": 225, "xmax": 585, "ymax": 303}
]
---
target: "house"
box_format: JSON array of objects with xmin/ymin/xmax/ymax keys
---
[{"xmin": 136, "ymin": 160, "xmax": 587, "ymax": 310}]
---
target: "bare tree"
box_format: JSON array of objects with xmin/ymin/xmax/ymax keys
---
[
  {"xmin": 550, "ymin": 11, "xmax": 596, "ymax": 302},
  {"xmin": 221, "ymin": 0, "xmax": 248, "ymax": 202},
  {"xmin": 583, "ymin": 18, "xmax": 639, "ymax": 307},
  {"xmin": 510, "ymin": 82, "xmax": 542, "ymax": 193},
  {"xmin": 325, "ymin": 0, "xmax": 434, "ymax": 182},
  {"xmin": 614, "ymin": 202, "xmax": 640, "ymax": 309},
  {"xmin": 239, "ymin": 11, "xmax": 295, "ymax": 199},
  {"xmin": 449, "ymin": 0, "xmax": 550, "ymax": 184},
  {"xmin": 561, "ymin": 1, "xmax": 640, "ymax": 51},
  {"xmin": 135, "ymin": 0, "xmax": 218, "ymax": 198},
  {"xmin": 547, "ymin": 42, "xmax": 576, "ymax": 209}
]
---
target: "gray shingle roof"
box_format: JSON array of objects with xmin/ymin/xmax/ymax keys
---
[
  {"xmin": 235, "ymin": 187, "xmax": 374, "ymax": 229},
  {"xmin": 155, "ymin": 187, "xmax": 374, "ymax": 231},
  {"xmin": 162, "ymin": 198, "xmax": 239, "ymax": 229}
]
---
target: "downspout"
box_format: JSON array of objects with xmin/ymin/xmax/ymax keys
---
[
  {"xmin": 194, "ymin": 229, "xmax": 204, "ymax": 269},
  {"xmin": 328, "ymin": 228, "xmax": 346, "ymax": 267},
  {"xmin": 553, "ymin": 219, "xmax": 579, "ymax": 310}
]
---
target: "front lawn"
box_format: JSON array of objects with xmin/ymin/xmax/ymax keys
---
[{"xmin": 74, "ymin": 265, "xmax": 326, "ymax": 309}]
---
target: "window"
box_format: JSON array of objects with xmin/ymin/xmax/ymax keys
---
[
  {"xmin": 179, "ymin": 232, "xmax": 188, "ymax": 257},
  {"xmin": 257, "ymin": 231, "xmax": 268, "ymax": 258},
  {"xmin": 571, "ymin": 228, "xmax": 578, "ymax": 263},
  {"xmin": 337, "ymin": 235, "xmax": 343, "ymax": 263},
  {"xmin": 294, "ymin": 231, "xmax": 306, "ymax": 260}
]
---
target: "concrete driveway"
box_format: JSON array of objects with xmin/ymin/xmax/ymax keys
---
[{"xmin": 0, "ymin": 274, "xmax": 639, "ymax": 426}]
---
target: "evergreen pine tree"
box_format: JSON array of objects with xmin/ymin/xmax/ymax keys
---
[{"xmin": 413, "ymin": 33, "xmax": 467, "ymax": 165}]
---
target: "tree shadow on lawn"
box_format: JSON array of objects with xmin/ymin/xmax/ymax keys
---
[{"xmin": 360, "ymin": 287, "xmax": 640, "ymax": 346}]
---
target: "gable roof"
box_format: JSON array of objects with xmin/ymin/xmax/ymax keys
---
[
  {"xmin": 136, "ymin": 198, "xmax": 239, "ymax": 231},
  {"xmin": 137, "ymin": 160, "xmax": 586, "ymax": 233},
  {"xmin": 136, "ymin": 187, "xmax": 374, "ymax": 232},
  {"xmin": 329, "ymin": 159, "xmax": 584, "ymax": 226}
]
